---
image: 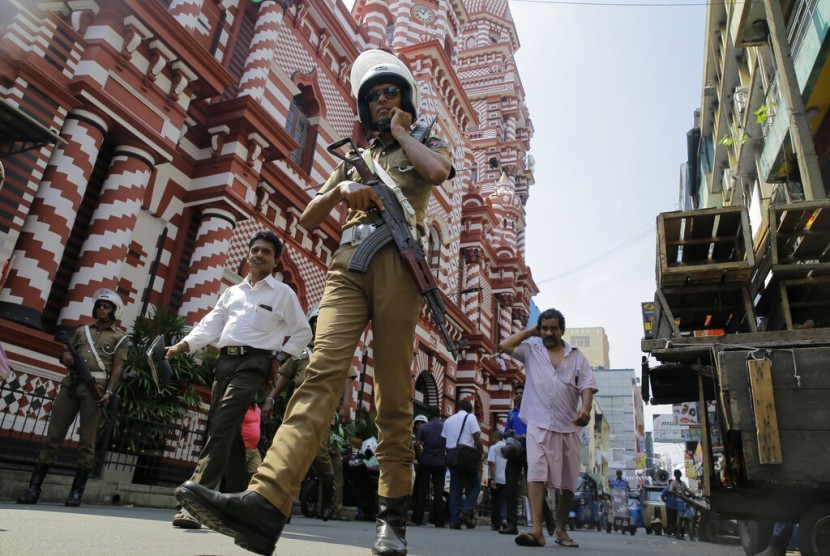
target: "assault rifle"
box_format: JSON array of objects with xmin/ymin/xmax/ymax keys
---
[
  {"xmin": 55, "ymin": 329, "xmax": 109, "ymax": 415},
  {"xmin": 326, "ymin": 133, "xmax": 467, "ymax": 359}
]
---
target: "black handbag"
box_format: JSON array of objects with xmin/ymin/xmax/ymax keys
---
[{"xmin": 447, "ymin": 414, "xmax": 481, "ymax": 472}]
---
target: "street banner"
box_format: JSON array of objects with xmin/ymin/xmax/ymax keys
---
[{"xmin": 653, "ymin": 414, "xmax": 687, "ymax": 442}]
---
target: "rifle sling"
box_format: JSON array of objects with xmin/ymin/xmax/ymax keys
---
[{"xmin": 360, "ymin": 150, "xmax": 417, "ymax": 239}]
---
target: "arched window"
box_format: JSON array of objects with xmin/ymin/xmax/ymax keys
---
[
  {"xmin": 385, "ymin": 22, "xmax": 395, "ymax": 44},
  {"xmin": 285, "ymin": 94, "xmax": 309, "ymax": 167}
]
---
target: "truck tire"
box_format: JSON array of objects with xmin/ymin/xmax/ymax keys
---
[
  {"xmin": 799, "ymin": 503, "xmax": 830, "ymax": 556},
  {"xmin": 737, "ymin": 519, "xmax": 773, "ymax": 556}
]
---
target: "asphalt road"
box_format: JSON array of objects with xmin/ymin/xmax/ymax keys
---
[{"xmin": 0, "ymin": 501, "xmax": 748, "ymax": 556}]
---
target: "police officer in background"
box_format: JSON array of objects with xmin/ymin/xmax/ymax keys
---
[
  {"xmin": 175, "ymin": 48, "xmax": 454, "ymax": 556},
  {"xmin": 17, "ymin": 289, "xmax": 128, "ymax": 507}
]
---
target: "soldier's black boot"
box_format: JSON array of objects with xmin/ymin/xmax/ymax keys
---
[
  {"xmin": 319, "ymin": 478, "xmax": 335, "ymax": 522},
  {"xmin": 372, "ymin": 496, "xmax": 409, "ymax": 556},
  {"xmin": 64, "ymin": 467, "xmax": 91, "ymax": 507},
  {"xmin": 17, "ymin": 463, "xmax": 50, "ymax": 504}
]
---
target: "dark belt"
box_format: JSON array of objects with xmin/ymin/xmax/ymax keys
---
[{"xmin": 220, "ymin": 346, "xmax": 273, "ymax": 356}]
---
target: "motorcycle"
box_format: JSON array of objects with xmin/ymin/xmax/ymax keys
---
[{"xmin": 299, "ymin": 449, "xmax": 379, "ymax": 521}]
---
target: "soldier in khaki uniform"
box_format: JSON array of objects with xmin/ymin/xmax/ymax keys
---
[
  {"xmin": 176, "ymin": 49, "xmax": 454, "ymax": 556},
  {"xmin": 17, "ymin": 289, "xmax": 128, "ymax": 507}
]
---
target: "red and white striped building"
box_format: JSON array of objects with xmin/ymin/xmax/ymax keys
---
[{"xmin": 0, "ymin": 0, "xmax": 537, "ymax": 453}]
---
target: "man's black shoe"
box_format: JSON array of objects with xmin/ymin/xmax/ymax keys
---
[
  {"xmin": 175, "ymin": 481, "xmax": 286, "ymax": 556},
  {"xmin": 459, "ymin": 512, "xmax": 476, "ymax": 528},
  {"xmin": 498, "ymin": 524, "xmax": 518, "ymax": 535}
]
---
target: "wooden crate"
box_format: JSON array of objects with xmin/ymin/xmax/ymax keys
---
[
  {"xmin": 768, "ymin": 199, "xmax": 830, "ymax": 277},
  {"xmin": 653, "ymin": 284, "xmax": 757, "ymax": 339},
  {"xmin": 756, "ymin": 276, "xmax": 830, "ymax": 331},
  {"xmin": 657, "ymin": 206, "xmax": 755, "ymax": 288}
]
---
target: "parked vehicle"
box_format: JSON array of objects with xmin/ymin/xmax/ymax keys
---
[
  {"xmin": 611, "ymin": 487, "xmax": 633, "ymax": 534},
  {"xmin": 568, "ymin": 472, "xmax": 601, "ymax": 531},
  {"xmin": 641, "ymin": 485, "xmax": 667, "ymax": 535},
  {"xmin": 300, "ymin": 450, "xmax": 379, "ymax": 521},
  {"xmin": 628, "ymin": 493, "xmax": 644, "ymax": 534}
]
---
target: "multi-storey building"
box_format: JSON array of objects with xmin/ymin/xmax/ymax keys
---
[
  {"xmin": 0, "ymin": 0, "xmax": 537, "ymax": 469},
  {"xmin": 563, "ymin": 326, "xmax": 610, "ymax": 369},
  {"xmin": 683, "ymin": 0, "xmax": 828, "ymax": 214},
  {"xmin": 592, "ymin": 368, "xmax": 640, "ymax": 479}
]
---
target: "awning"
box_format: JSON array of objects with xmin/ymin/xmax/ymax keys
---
[{"xmin": 0, "ymin": 97, "xmax": 66, "ymax": 158}]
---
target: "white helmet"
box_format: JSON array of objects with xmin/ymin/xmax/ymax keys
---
[
  {"xmin": 350, "ymin": 49, "xmax": 421, "ymax": 130},
  {"xmin": 93, "ymin": 288, "xmax": 124, "ymax": 320},
  {"xmin": 413, "ymin": 414, "xmax": 428, "ymax": 425}
]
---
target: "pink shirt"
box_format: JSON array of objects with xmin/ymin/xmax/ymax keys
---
[
  {"xmin": 511, "ymin": 341, "xmax": 598, "ymax": 434},
  {"xmin": 241, "ymin": 405, "xmax": 261, "ymax": 449}
]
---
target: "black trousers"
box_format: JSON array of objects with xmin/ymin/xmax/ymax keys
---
[
  {"xmin": 504, "ymin": 454, "xmax": 526, "ymax": 524},
  {"xmin": 411, "ymin": 463, "xmax": 446, "ymax": 526}
]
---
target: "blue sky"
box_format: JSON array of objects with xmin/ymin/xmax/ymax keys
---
[{"xmin": 509, "ymin": 2, "xmax": 705, "ymax": 459}]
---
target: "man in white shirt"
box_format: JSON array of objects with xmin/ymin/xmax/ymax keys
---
[
  {"xmin": 442, "ymin": 400, "xmax": 483, "ymax": 529},
  {"xmin": 166, "ymin": 230, "xmax": 311, "ymax": 528}
]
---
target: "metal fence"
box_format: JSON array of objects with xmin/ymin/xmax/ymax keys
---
[{"xmin": 0, "ymin": 380, "xmax": 206, "ymax": 487}]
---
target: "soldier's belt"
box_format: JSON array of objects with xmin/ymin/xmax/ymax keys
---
[{"xmin": 220, "ymin": 346, "xmax": 273, "ymax": 356}]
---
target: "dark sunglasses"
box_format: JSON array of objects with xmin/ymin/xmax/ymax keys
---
[{"xmin": 364, "ymin": 86, "xmax": 401, "ymax": 103}]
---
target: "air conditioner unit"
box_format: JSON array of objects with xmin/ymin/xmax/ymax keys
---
[
  {"xmin": 722, "ymin": 169, "xmax": 736, "ymax": 192},
  {"xmin": 734, "ymin": 86, "xmax": 750, "ymax": 116}
]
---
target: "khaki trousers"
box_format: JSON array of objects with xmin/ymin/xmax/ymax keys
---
[
  {"xmin": 39, "ymin": 376, "xmax": 102, "ymax": 469},
  {"xmin": 250, "ymin": 243, "xmax": 422, "ymax": 515}
]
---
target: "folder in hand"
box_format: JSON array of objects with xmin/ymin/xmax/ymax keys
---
[{"xmin": 147, "ymin": 335, "xmax": 173, "ymax": 394}]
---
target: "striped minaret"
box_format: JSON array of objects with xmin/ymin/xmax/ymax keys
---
[
  {"xmin": 177, "ymin": 208, "xmax": 236, "ymax": 324},
  {"xmin": 0, "ymin": 110, "xmax": 108, "ymax": 329},
  {"xmin": 168, "ymin": 0, "xmax": 205, "ymax": 33},
  {"xmin": 237, "ymin": 0, "xmax": 287, "ymax": 100},
  {"xmin": 57, "ymin": 145, "xmax": 155, "ymax": 328}
]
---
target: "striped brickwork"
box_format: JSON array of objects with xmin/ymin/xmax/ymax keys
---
[
  {"xmin": 178, "ymin": 208, "xmax": 237, "ymax": 325},
  {"xmin": 238, "ymin": 1, "xmax": 285, "ymax": 101},
  {"xmin": 0, "ymin": 0, "xmax": 537, "ymax": 452},
  {"xmin": 57, "ymin": 146, "xmax": 155, "ymax": 327},
  {"xmin": 0, "ymin": 111, "xmax": 108, "ymax": 325},
  {"xmin": 168, "ymin": 0, "xmax": 205, "ymax": 33}
]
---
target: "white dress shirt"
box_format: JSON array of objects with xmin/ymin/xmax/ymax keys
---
[
  {"xmin": 182, "ymin": 274, "xmax": 312, "ymax": 357},
  {"xmin": 441, "ymin": 410, "xmax": 480, "ymax": 449}
]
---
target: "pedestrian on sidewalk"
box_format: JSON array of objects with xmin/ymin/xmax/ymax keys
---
[
  {"xmin": 487, "ymin": 430, "xmax": 508, "ymax": 531},
  {"xmin": 410, "ymin": 405, "xmax": 446, "ymax": 527},
  {"xmin": 443, "ymin": 400, "xmax": 483, "ymax": 530},
  {"xmin": 499, "ymin": 308, "xmax": 598, "ymax": 549},
  {"xmin": 166, "ymin": 230, "xmax": 311, "ymax": 529}
]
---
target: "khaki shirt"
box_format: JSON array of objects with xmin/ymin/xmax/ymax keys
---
[
  {"xmin": 71, "ymin": 323, "xmax": 128, "ymax": 381},
  {"xmin": 318, "ymin": 136, "xmax": 453, "ymax": 232}
]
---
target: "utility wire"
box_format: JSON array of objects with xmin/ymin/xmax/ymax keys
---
[
  {"xmin": 511, "ymin": 0, "xmax": 729, "ymax": 6},
  {"xmin": 536, "ymin": 224, "xmax": 653, "ymax": 284}
]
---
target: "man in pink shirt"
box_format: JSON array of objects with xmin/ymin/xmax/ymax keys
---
[{"xmin": 499, "ymin": 308, "xmax": 597, "ymax": 549}]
